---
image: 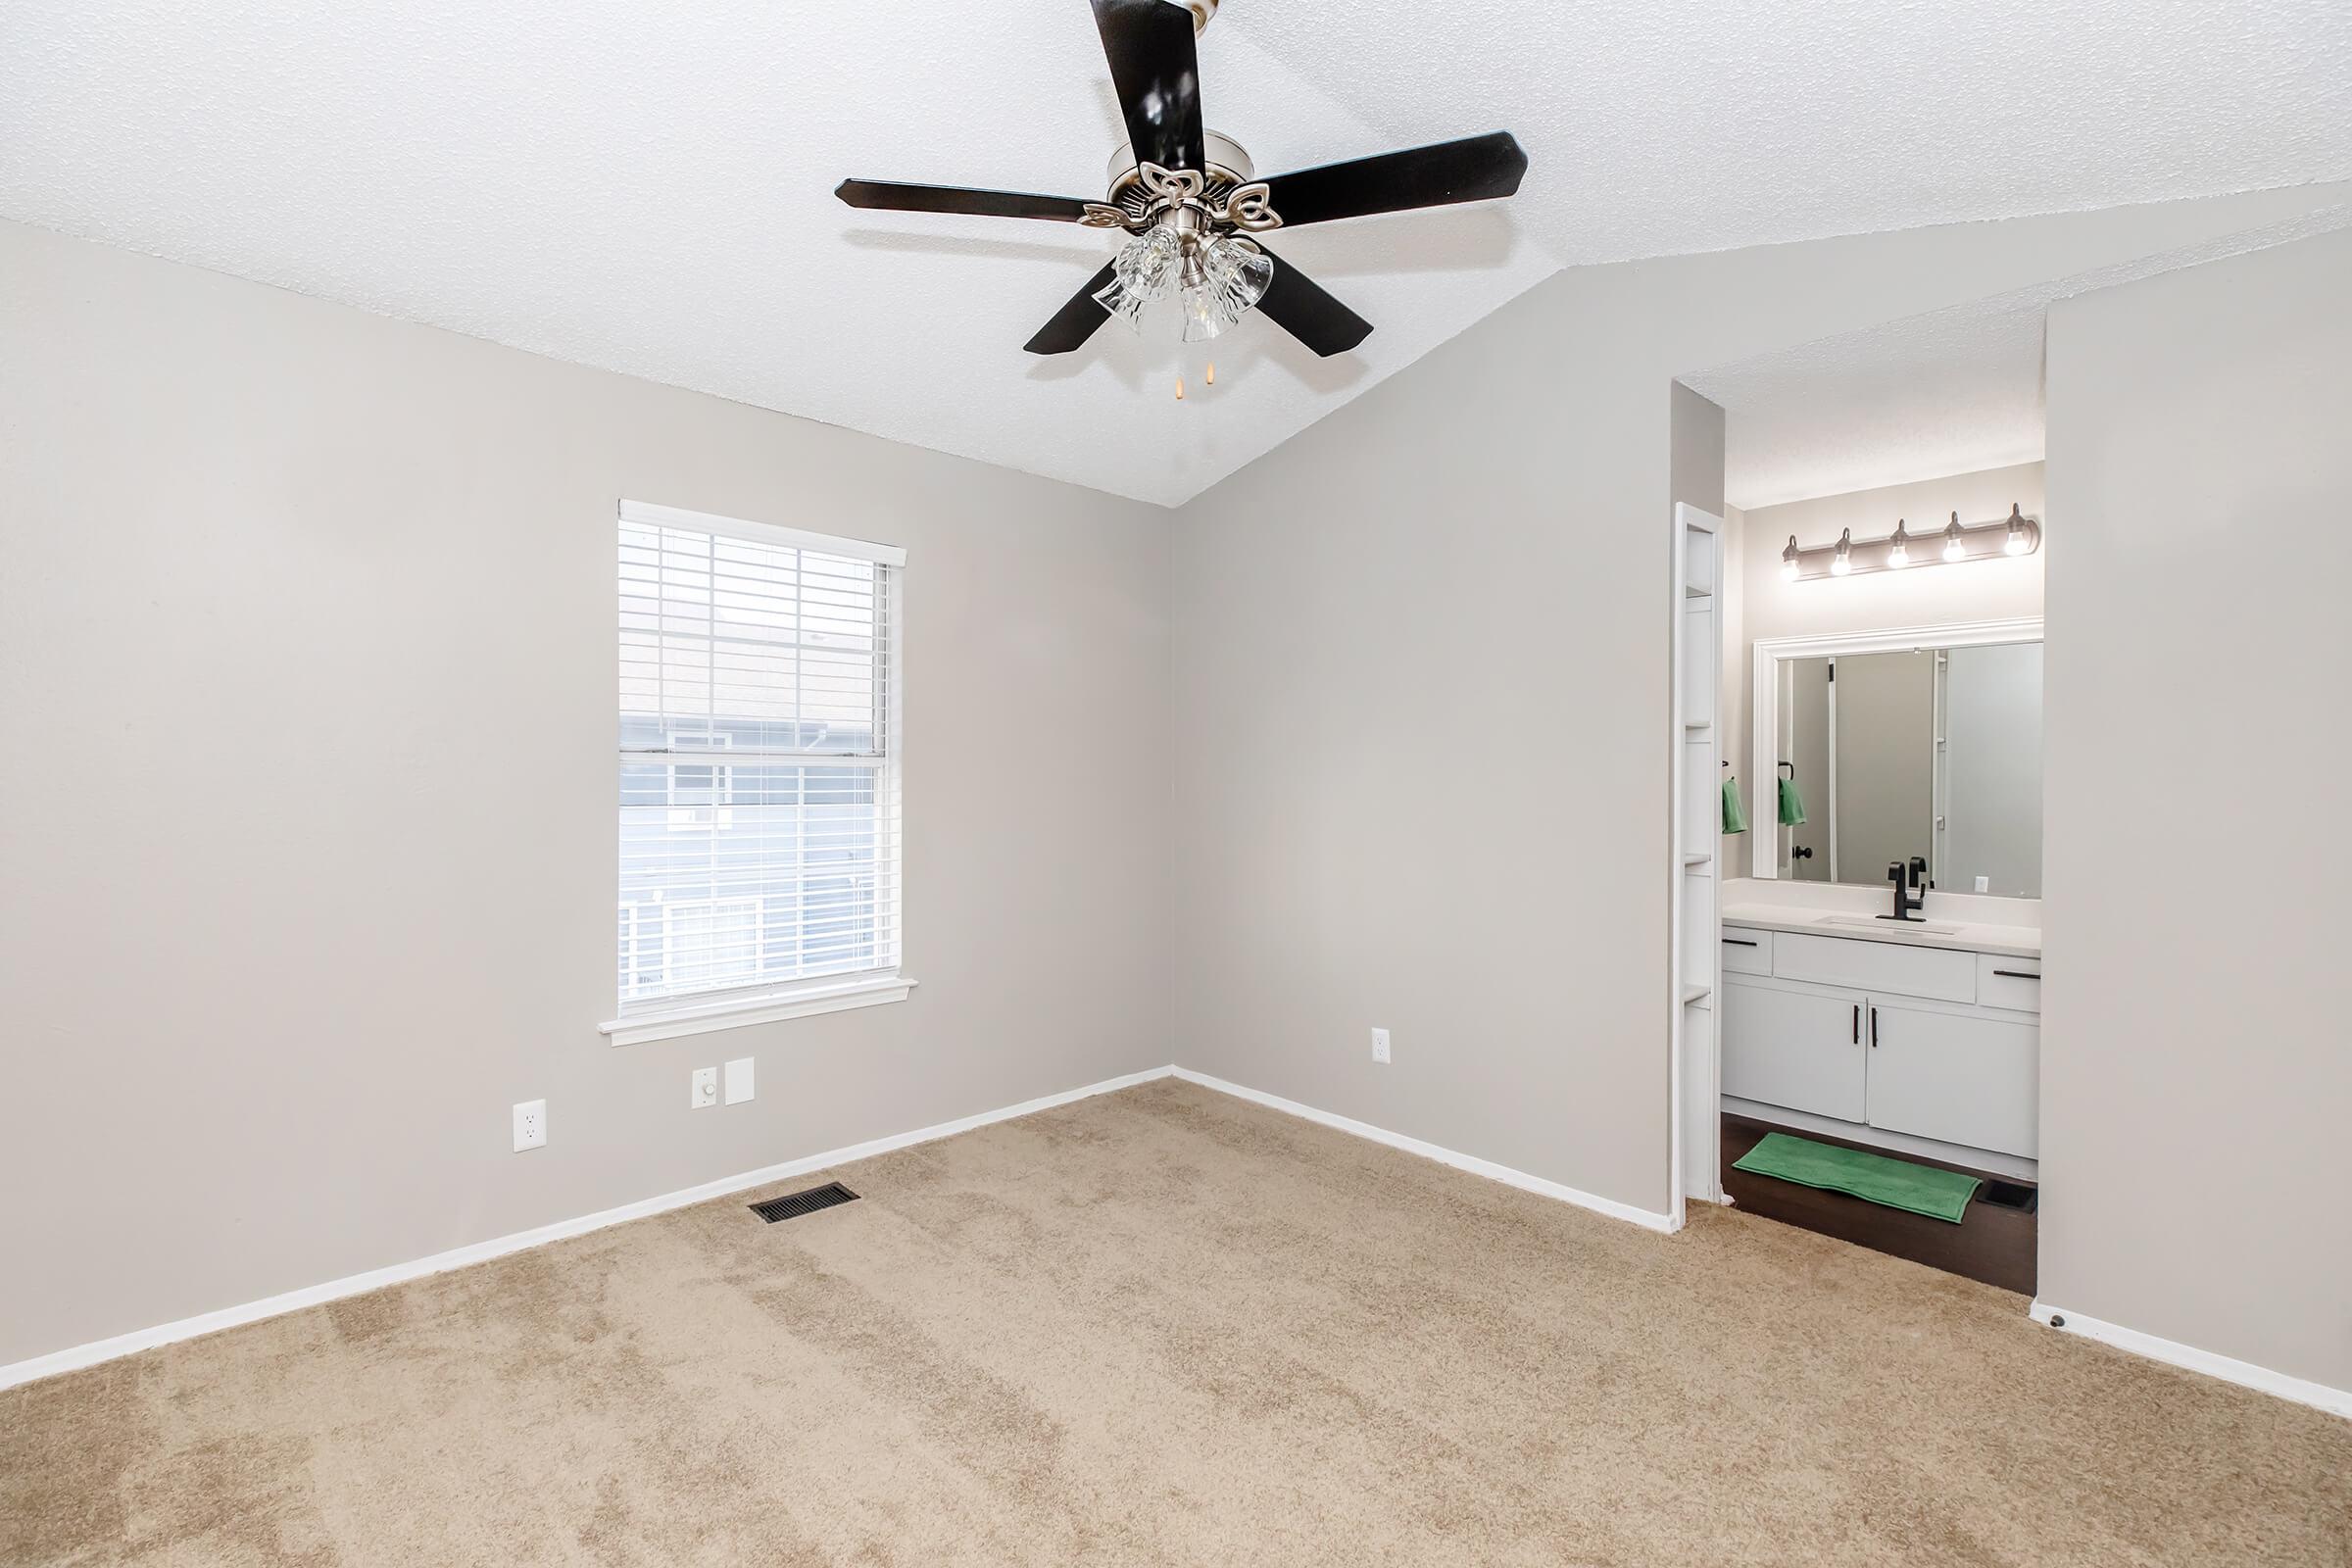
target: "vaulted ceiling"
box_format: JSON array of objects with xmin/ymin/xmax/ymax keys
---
[{"xmin": 5, "ymin": 0, "xmax": 2346, "ymax": 506}]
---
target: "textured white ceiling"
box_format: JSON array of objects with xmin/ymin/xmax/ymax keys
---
[
  {"xmin": 4, "ymin": 1, "xmax": 2347, "ymax": 506},
  {"xmin": 1688, "ymin": 194, "xmax": 2352, "ymax": 510}
]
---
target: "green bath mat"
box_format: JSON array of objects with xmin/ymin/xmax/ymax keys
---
[{"xmin": 1733, "ymin": 1132, "xmax": 1982, "ymax": 1223}]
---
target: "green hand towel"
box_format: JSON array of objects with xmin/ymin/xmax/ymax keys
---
[
  {"xmin": 1778, "ymin": 774, "xmax": 1806, "ymax": 827},
  {"xmin": 1721, "ymin": 775, "xmax": 1748, "ymax": 835}
]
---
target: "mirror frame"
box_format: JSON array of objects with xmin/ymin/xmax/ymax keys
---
[{"xmin": 1748, "ymin": 616, "xmax": 2043, "ymax": 884}]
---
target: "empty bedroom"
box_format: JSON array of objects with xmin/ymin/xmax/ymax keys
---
[{"xmin": 2, "ymin": 1, "xmax": 2347, "ymax": 1563}]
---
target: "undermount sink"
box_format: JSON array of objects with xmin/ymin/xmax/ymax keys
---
[{"xmin": 1814, "ymin": 913, "xmax": 1963, "ymax": 936}]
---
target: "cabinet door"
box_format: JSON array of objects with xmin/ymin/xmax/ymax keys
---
[
  {"xmin": 1865, "ymin": 1002, "xmax": 2039, "ymax": 1157},
  {"xmin": 1722, "ymin": 979, "xmax": 1866, "ymax": 1121}
]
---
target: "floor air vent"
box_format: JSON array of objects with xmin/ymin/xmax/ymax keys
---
[
  {"xmin": 749, "ymin": 1182, "xmax": 860, "ymax": 1223},
  {"xmin": 1979, "ymin": 1180, "xmax": 2038, "ymax": 1212}
]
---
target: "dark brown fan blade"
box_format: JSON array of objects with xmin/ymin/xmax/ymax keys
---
[
  {"xmin": 1259, "ymin": 132, "xmax": 1528, "ymax": 227},
  {"xmin": 1024, "ymin": 262, "xmax": 1120, "ymax": 355},
  {"xmin": 836, "ymin": 179, "xmax": 1096, "ymax": 222},
  {"xmin": 1251, "ymin": 245, "xmax": 1372, "ymax": 357},
  {"xmin": 1091, "ymin": 0, "xmax": 1203, "ymax": 173}
]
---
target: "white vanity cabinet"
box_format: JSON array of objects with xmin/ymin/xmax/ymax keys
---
[
  {"xmin": 1721, "ymin": 980, "xmax": 1866, "ymax": 1121},
  {"xmin": 1720, "ymin": 925, "xmax": 2039, "ymax": 1162},
  {"xmin": 1865, "ymin": 999, "xmax": 2038, "ymax": 1156}
]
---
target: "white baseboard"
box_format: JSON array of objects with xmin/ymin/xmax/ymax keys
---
[
  {"xmin": 1172, "ymin": 1068, "xmax": 1680, "ymax": 1235},
  {"xmin": 0, "ymin": 1064, "xmax": 1178, "ymax": 1393},
  {"xmin": 2029, "ymin": 1300, "xmax": 2352, "ymax": 1420}
]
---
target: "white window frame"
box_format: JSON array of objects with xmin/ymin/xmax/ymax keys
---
[{"xmin": 600, "ymin": 500, "xmax": 915, "ymax": 1047}]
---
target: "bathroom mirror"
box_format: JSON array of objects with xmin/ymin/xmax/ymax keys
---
[{"xmin": 1750, "ymin": 620, "xmax": 2042, "ymax": 898}]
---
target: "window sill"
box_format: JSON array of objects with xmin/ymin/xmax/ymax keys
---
[{"xmin": 600, "ymin": 974, "xmax": 916, "ymax": 1048}]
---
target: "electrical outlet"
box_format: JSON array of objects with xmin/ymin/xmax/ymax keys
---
[
  {"xmin": 1974, "ymin": 875, "xmax": 1990, "ymax": 893},
  {"xmin": 512, "ymin": 1099, "xmax": 547, "ymax": 1152},
  {"xmin": 1370, "ymin": 1027, "xmax": 1391, "ymax": 1064},
  {"xmin": 690, "ymin": 1066, "xmax": 718, "ymax": 1108},
  {"xmin": 724, "ymin": 1056, "xmax": 755, "ymax": 1105}
]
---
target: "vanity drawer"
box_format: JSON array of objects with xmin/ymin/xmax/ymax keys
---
[
  {"xmin": 1720, "ymin": 928, "xmax": 1773, "ymax": 976},
  {"xmin": 1976, "ymin": 954, "xmax": 2041, "ymax": 1013},
  {"xmin": 1771, "ymin": 931, "xmax": 1976, "ymax": 1004}
]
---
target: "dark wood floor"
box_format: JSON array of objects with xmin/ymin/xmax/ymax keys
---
[{"xmin": 1720, "ymin": 1113, "xmax": 2037, "ymax": 1296}]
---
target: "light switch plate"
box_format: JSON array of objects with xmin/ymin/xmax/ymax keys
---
[
  {"xmin": 724, "ymin": 1056, "xmax": 755, "ymax": 1105},
  {"xmin": 691, "ymin": 1066, "xmax": 718, "ymax": 1108},
  {"xmin": 512, "ymin": 1099, "xmax": 547, "ymax": 1152}
]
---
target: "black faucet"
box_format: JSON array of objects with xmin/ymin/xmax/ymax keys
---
[{"xmin": 1884, "ymin": 859, "xmax": 1926, "ymax": 922}]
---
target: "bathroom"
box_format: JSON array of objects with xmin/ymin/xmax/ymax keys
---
[{"xmin": 1671, "ymin": 292, "xmax": 2050, "ymax": 1290}]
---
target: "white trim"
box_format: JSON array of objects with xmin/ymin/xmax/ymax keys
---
[
  {"xmin": 0, "ymin": 1065, "xmax": 1176, "ymax": 1393},
  {"xmin": 602, "ymin": 973, "xmax": 916, "ymax": 1047},
  {"xmin": 1172, "ymin": 1068, "xmax": 1681, "ymax": 1235},
  {"xmin": 1750, "ymin": 617, "xmax": 2042, "ymax": 882},
  {"xmin": 617, "ymin": 498, "xmax": 906, "ymax": 565},
  {"xmin": 2028, "ymin": 1301, "xmax": 2352, "ymax": 1421}
]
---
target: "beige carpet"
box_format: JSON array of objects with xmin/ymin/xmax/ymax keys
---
[{"xmin": 6, "ymin": 1079, "xmax": 2346, "ymax": 1566}]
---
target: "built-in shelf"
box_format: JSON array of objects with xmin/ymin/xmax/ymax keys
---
[{"xmin": 1674, "ymin": 502, "xmax": 1724, "ymax": 1211}]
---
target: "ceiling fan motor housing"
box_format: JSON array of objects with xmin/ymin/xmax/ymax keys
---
[{"xmin": 1105, "ymin": 130, "xmax": 1255, "ymax": 191}]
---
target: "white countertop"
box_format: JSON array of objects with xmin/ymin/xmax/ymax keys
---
[{"xmin": 1723, "ymin": 901, "xmax": 2043, "ymax": 959}]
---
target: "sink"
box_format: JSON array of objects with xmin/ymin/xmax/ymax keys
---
[{"xmin": 1814, "ymin": 913, "xmax": 1962, "ymax": 936}]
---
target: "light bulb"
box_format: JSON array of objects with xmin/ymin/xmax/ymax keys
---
[
  {"xmin": 1093, "ymin": 224, "xmax": 1183, "ymax": 335},
  {"xmin": 1204, "ymin": 362, "xmax": 1215, "ymax": 385},
  {"xmin": 1179, "ymin": 236, "xmax": 1273, "ymax": 342},
  {"xmin": 2003, "ymin": 504, "xmax": 2030, "ymax": 556},
  {"xmin": 1830, "ymin": 528, "xmax": 1853, "ymax": 576},
  {"xmin": 1780, "ymin": 535, "xmax": 1800, "ymax": 581},
  {"xmin": 1886, "ymin": 519, "xmax": 1910, "ymax": 568},
  {"xmin": 1174, "ymin": 374, "xmax": 1185, "ymax": 401},
  {"xmin": 1942, "ymin": 513, "xmax": 1967, "ymax": 563}
]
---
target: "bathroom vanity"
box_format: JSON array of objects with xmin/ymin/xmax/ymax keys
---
[
  {"xmin": 1718, "ymin": 901, "xmax": 2040, "ymax": 1174},
  {"xmin": 1716, "ymin": 613, "xmax": 2046, "ymax": 1183}
]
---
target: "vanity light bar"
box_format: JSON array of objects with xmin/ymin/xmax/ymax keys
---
[{"xmin": 1780, "ymin": 506, "xmax": 2040, "ymax": 583}]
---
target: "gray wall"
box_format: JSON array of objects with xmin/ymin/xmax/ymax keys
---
[
  {"xmin": 2040, "ymin": 226, "xmax": 2352, "ymax": 1392},
  {"xmin": 0, "ymin": 220, "xmax": 1175, "ymax": 1367},
  {"xmin": 1167, "ymin": 190, "xmax": 2330, "ymax": 1219}
]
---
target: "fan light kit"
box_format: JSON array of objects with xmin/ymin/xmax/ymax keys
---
[
  {"xmin": 1781, "ymin": 506, "xmax": 2041, "ymax": 583},
  {"xmin": 837, "ymin": 0, "xmax": 1530, "ymax": 399}
]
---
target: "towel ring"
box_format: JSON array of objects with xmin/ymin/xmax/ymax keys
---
[{"xmin": 1778, "ymin": 761, "xmax": 1795, "ymax": 780}]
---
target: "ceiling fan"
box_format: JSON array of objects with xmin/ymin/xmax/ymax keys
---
[{"xmin": 836, "ymin": 0, "xmax": 1529, "ymax": 363}]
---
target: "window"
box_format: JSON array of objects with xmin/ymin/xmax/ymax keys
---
[{"xmin": 605, "ymin": 501, "xmax": 907, "ymax": 1043}]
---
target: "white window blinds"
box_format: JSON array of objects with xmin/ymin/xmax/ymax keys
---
[{"xmin": 616, "ymin": 501, "xmax": 903, "ymax": 1010}]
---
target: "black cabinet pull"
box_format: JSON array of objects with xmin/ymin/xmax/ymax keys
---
[
  {"xmin": 1870, "ymin": 1005, "xmax": 1879, "ymax": 1049},
  {"xmin": 1722, "ymin": 937, "xmax": 1759, "ymax": 948},
  {"xmin": 1992, "ymin": 969, "xmax": 2040, "ymax": 981},
  {"xmin": 1851, "ymin": 1004, "xmax": 1860, "ymax": 1044}
]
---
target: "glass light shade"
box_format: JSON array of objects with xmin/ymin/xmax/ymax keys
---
[
  {"xmin": 1780, "ymin": 535, "xmax": 1800, "ymax": 581},
  {"xmin": 1180, "ymin": 236, "xmax": 1273, "ymax": 343},
  {"xmin": 1886, "ymin": 520, "xmax": 1909, "ymax": 567},
  {"xmin": 1093, "ymin": 225, "xmax": 1183, "ymax": 335},
  {"xmin": 1830, "ymin": 528, "xmax": 1853, "ymax": 576},
  {"xmin": 1943, "ymin": 519, "xmax": 1968, "ymax": 562},
  {"xmin": 2004, "ymin": 521, "xmax": 2029, "ymax": 556}
]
